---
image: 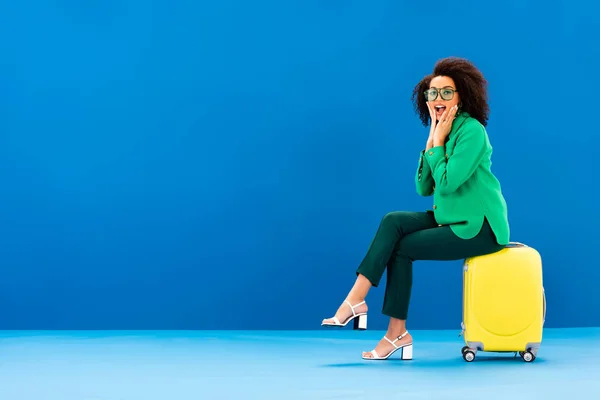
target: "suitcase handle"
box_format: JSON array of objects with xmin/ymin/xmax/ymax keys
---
[
  {"xmin": 543, "ymin": 287, "xmax": 546, "ymax": 323},
  {"xmin": 506, "ymin": 241, "xmax": 528, "ymax": 247}
]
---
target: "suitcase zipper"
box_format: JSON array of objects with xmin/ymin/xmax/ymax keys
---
[{"xmin": 460, "ymin": 261, "xmax": 468, "ymax": 337}]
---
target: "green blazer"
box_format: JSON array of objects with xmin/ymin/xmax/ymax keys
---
[{"xmin": 415, "ymin": 111, "xmax": 510, "ymax": 245}]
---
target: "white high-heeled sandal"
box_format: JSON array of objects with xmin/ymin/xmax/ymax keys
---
[
  {"xmin": 362, "ymin": 330, "xmax": 413, "ymax": 360},
  {"xmin": 321, "ymin": 300, "xmax": 367, "ymax": 330}
]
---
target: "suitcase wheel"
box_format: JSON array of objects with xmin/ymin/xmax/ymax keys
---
[
  {"xmin": 520, "ymin": 351, "xmax": 536, "ymax": 362},
  {"xmin": 462, "ymin": 349, "xmax": 476, "ymax": 362}
]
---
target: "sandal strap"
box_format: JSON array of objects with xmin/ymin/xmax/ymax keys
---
[
  {"xmin": 383, "ymin": 335, "xmax": 400, "ymax": 349},
  {"xmin": 383, "ymin": 331, "xmax": 410, "ymax": 348},
  {"xmin": 343, "ymin": 300, "xmax": 366, "ymax": 317}
]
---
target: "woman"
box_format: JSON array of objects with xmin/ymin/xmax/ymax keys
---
[{"xmin": 321, "ymin": 57, "xmax": 510, "ymax": 361}]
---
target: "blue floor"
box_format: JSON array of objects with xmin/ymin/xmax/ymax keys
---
[{"xmin": 1, "ymin": 328, "xmax": 599, "ymax": 399}]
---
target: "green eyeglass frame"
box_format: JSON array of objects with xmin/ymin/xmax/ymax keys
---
[{"xmin": 424, "ymin": 87, "xmax": 458, "ymax": 101}]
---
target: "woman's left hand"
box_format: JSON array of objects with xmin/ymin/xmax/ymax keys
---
[{"xmin": 433, "ymin": 105, "xmax": 458, "ymax": 146}]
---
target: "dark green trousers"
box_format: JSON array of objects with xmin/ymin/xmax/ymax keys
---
[{"xmin": 356, "ymin": 211, "xmax": 505, "ymax": 320}]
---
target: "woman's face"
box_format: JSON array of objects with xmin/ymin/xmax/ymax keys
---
[{"xmin": 425, "ymin": 75, "xmax": 460, "ymax": 121}]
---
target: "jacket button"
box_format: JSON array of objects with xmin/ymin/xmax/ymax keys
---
[
  {"xmin": 429, "ymin": 151, "xmax": 433, "ymax": 155},
  {"xmin": 433, "ymin": 205, "xmax": 437, "ymax": 209}
]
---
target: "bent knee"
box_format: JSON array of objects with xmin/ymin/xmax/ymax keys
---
[
  {"xmin": 380, "ymin": 211, "xmax": 415, "ymax": 227},
  {"xmin": 381, "ymin": 211, "xmax": 409, "ymax": 223}
]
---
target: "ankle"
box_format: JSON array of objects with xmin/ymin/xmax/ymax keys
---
[
  {"xmin": 386, "ymin": 328, "xmax": 409, "ymax": 339},
  {"xmin": 345, "ymin": 294, "xmax": 366, "ymax": 304}
]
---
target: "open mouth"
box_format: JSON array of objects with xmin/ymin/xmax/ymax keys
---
[{"xmin": 435, "ymin": 105, "xmax": 446, "ymax": 114}]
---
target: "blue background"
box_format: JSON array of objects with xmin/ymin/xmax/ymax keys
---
[{"xmin": 0, "ymin": 0, "xmax": 597, "ymax": 330}]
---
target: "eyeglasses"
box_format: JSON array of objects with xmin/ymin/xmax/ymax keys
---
[{"xmin": 424, "ymin": 87, "xmax": 457, "ymax": 101}]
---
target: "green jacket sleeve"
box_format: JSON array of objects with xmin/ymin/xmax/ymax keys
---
[
  {"xmin": 424, "ymin": 123, "xmax": 487, "ymax": 195},
  {"xmin": 415, "ymin": 150, "xmax": 434, "ymax": 196}
]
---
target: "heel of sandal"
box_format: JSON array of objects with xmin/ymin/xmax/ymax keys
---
[
  {"xmin": 353, "ymin": 314, "xmax": 367, "ymax": 330},
  {"xmin": 401, "ymin": 344, "xmax": 413, "ymax": 360}
]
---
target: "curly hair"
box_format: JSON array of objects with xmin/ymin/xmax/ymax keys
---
[{"xmin": 411, "ymin": 57, "xmax": 489, "ymax": 127}]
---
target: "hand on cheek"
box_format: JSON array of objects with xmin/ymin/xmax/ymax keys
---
[{"xmin": 433, "ymin": 105, "xmax": 458, "ymax": 147}]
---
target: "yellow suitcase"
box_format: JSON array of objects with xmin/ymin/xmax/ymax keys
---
[{"xmin": 460, "ymin": 242, "xmax": 546, "ymax": 362}]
